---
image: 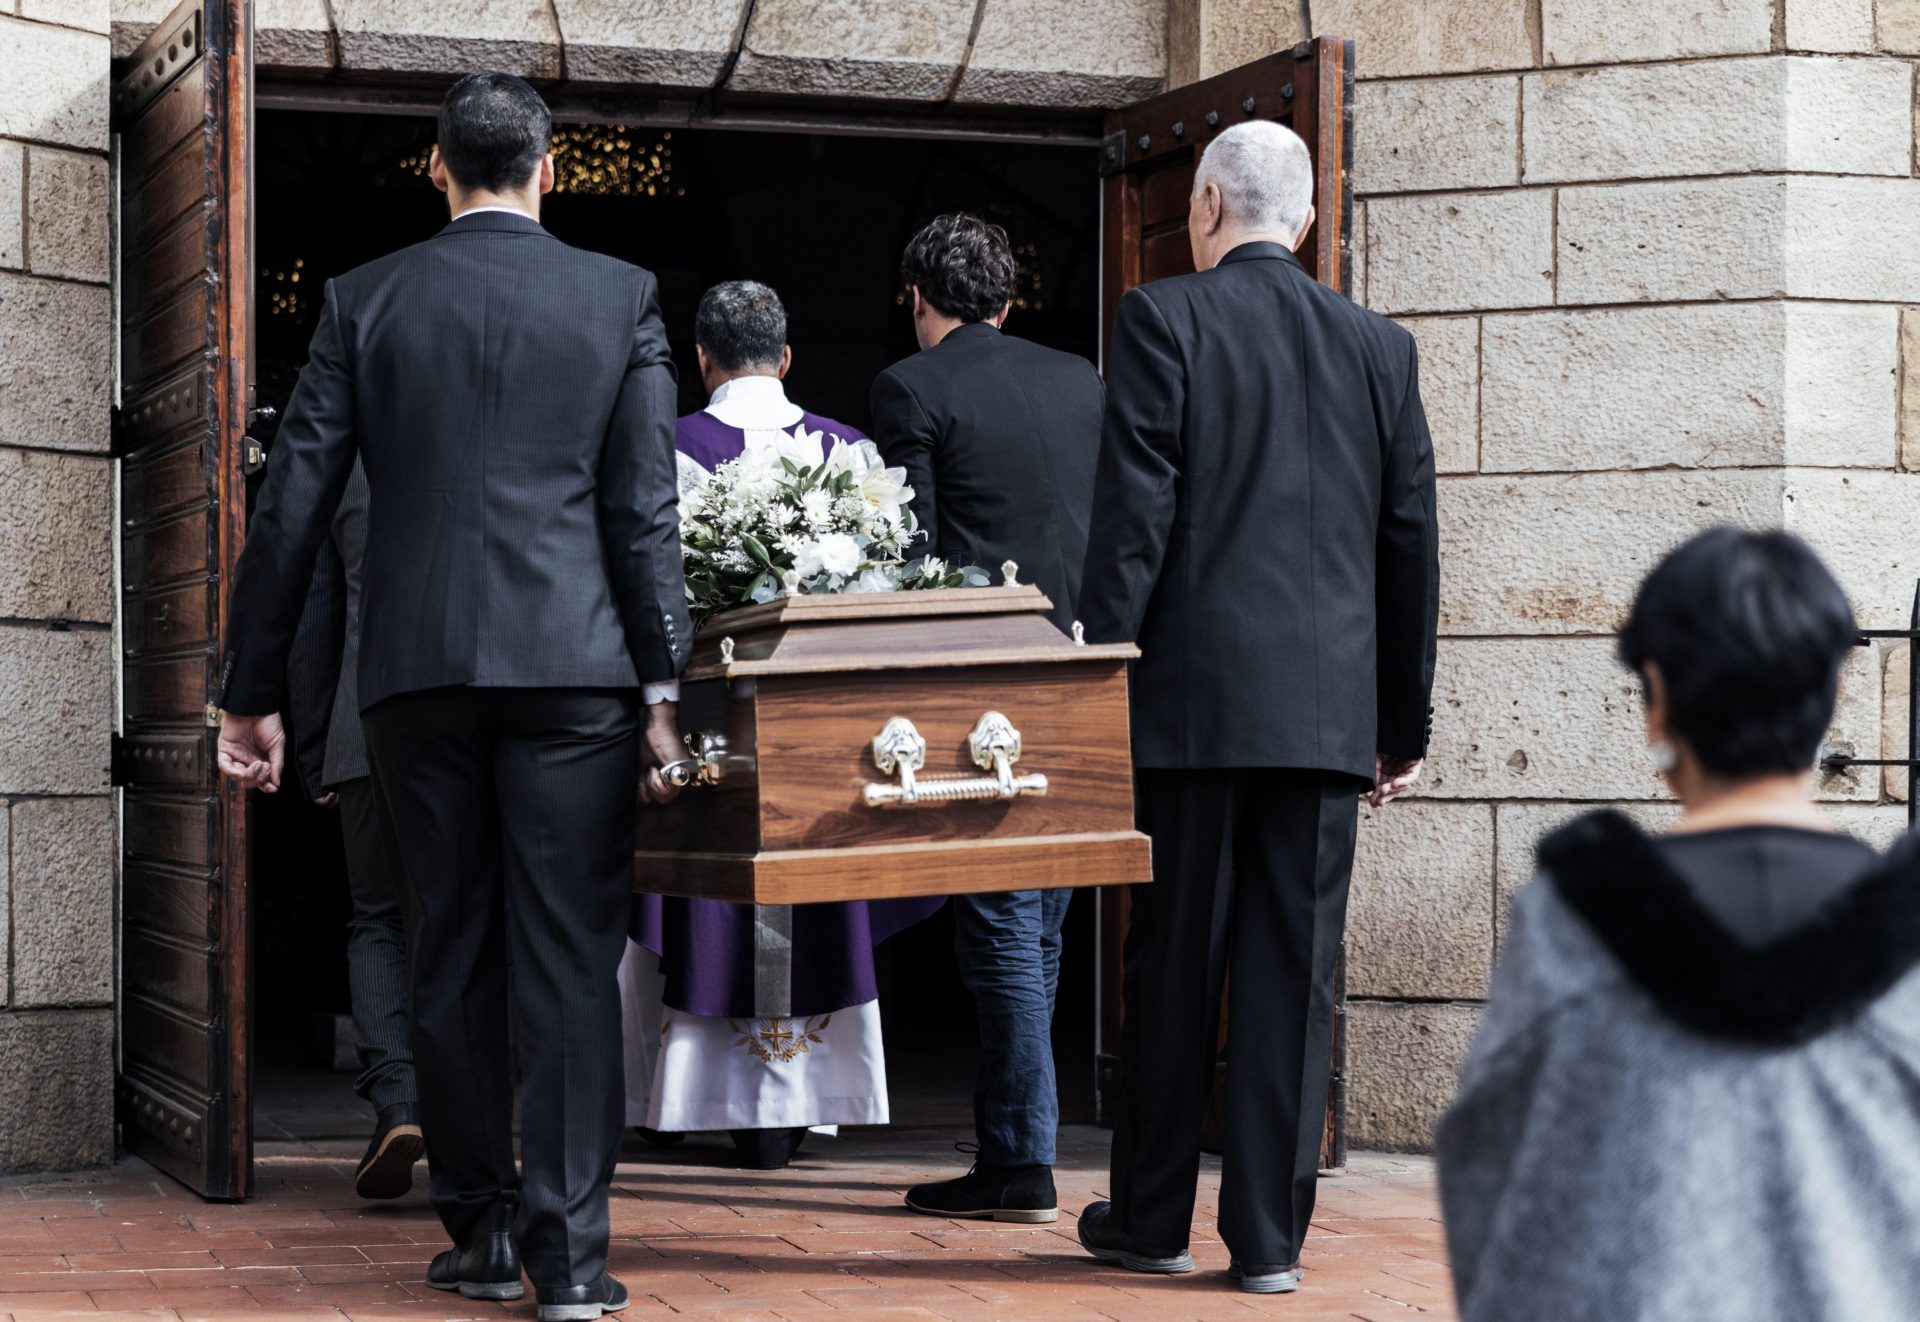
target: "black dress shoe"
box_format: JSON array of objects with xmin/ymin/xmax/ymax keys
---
[
  {"xmin": 536, "ymin": 1271, "xmax": 629, "ymax": 1321},
  {"xmin": 730, "ymin": 1126, "xmax": 807, "ymax": 1170},
  {"xmin": 426, "ymin": 1201, "xmax": 523, "ymax": 1301},
  {"xmin": 353, "ymin": 1101, "xmax": 425, "ymax": 1201},
  {"xmin": 633, "ymin": 1126, "xmax": 684, "ymax": 1147},
  {"xmin": 904, "ymin": 1147, "xmax": 1057, "ymax": 1224},
  {"xmin": 1076, "ymin": 1200, "xmax": 1194, "ymax": 1273},
  {"xmin": 1228, "ymin": 1260, "xmax": 1302, "ymax": 1293}
]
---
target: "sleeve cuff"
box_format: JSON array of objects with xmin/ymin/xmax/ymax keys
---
[{"xmin": 643, "ymin": 680, "xmax": 681, "ymax": 705}]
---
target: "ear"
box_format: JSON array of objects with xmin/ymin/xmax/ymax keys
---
[
  {"xmin": 428, "ymin": 146, "xmax": 451, "ymax": 196},
  {"xmin": 991, "ymin": 302, "xmax": 1011, "ymax": 329},
  {"xmin": 1202, "ymin": 180, "xmax": 1225, "ymax": 234},
  {"xmin": 1291, "ymin": 202, "xmax": 1318, "ymax": 252},
  {"xmin": 537, "ymin": 152, "xmax": 555, "ymax": 196},
  {"xmin": 695, "ymin": 344, "xmax": 709, "ymax": 377},
  {"xmin": 1642, "ymin": 662, "xmax": 1670, "ymax": 743},
  {"xmin": 909, "ymin": 286, "xmax": 924, "ymax": 318},
  {"xmin": 777, "ymin": 345, "xmax": 793, "ymax": 379}
]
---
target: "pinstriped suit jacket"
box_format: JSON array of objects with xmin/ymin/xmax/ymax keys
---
[{"xmin": 222, "ymin": 210, "xmax": 690, "ymax": 715}]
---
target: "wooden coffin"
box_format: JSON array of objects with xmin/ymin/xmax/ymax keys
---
[{"xmin": 632, "ymin": 586, "xmax": 1152, "ymax": 903}]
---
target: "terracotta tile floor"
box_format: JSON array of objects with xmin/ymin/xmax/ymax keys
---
[{"xmin": 0, "ymin": 1128, "xmax": 1453, "ymax": 1320}]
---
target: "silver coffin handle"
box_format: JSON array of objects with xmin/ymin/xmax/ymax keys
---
[{"xmin": 862, "ymin": 712, "xmax": 1049, "ymax": 808}]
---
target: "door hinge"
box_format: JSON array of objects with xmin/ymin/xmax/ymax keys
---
[
  {"xmin": 109, "ymin": 733, "xmax": 131, "ymax": 786},
  {"xmin": 1098, "ymin": 129, "xmax": 1126, "ymax": 178}
]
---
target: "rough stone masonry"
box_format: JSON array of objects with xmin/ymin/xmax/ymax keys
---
[{"xmin": 0, "ymin": 0, "xmax": 1902, "ymax": 1172}]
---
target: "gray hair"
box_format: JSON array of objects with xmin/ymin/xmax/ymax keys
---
[
  {"xmin": 1194, "ymin": 121, "xmax": 1314, "ymax": 239},
  {"xmin": 695, "ymin": 279, "xmax": 787, "ymax": 373}
]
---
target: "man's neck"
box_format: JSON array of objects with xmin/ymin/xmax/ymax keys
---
[
  {"xmin": 924, "ymin": 316, "xmax": 995, "ymax": 349},
  {"xmin": 449, "ymin": 191, "xmax": 540, "ymax": 222},
  {"xmin": 1204, "ymin": 227, "xmax": 1300, "ymax": 269},
  {"xmin": 709, "ymin": 372, "xmax": 783, "ymax": 401}
]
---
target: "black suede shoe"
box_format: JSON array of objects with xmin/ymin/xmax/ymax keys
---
[
  {"xmin": 353, "ymin": 1101, "xmax": 425, "ymax": 1201},
  {"xmin": 426, "ymin": 1201, "xmax": 523, "ymax": 1301},
  {"xmin": 904, "ymin": 1145, "xmax": 1057, "ymax": 1224},
  {"xmin": 730, "ymin": 1127, "xmax": 808, "ymax": 1170},
  {"xmin": 536, "ymin": 1271, "xmax": 629, "ymax": 1321},
  {"xmin": 1076, "ymin": 1200, "xmax": 1194, "ymax": 1273}
]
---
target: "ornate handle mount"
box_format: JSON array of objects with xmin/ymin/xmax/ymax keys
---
[
  {"xmin": 863, "ymin": 712, "xmax": 1049, "ymax": 808},
  {"xmin": 659, "ymin": 731, "xmax": 749, "ymax": 789}
]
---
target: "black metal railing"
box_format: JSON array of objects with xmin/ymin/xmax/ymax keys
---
[{"xmin": 1820, "ymin": 580, "xmax": 1920, "ymax": 830}]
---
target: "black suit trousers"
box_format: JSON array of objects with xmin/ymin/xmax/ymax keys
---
[
  {"xmin": 1110, "ymin": 767, "xmax": 1362, "ymax": 1268},
  {"xmin": 361, "ymin": 686, "xmax": 639, "ymax": 1289}
]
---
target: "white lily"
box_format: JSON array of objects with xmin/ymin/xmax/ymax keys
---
[
  {"xmin": 859, "ymin": 464, "xmax": 914, "ymax": 521},
  {"xmin": 772, "ymin": 425, "xmax": 827, "ymax": 473}
]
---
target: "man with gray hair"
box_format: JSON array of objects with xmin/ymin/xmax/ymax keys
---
[{"xmin": 1074, "ymin": 120, "xmax": 1439, "ymax": 1293}]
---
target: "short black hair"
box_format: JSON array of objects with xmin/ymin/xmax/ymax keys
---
[
  {"xmin": 695, "ymin": 281, "xmax": 787, "ymax": 373},
  {"xmin": 1618, "ymin": 528, "xmax": 1857, "ymax": 779},
  {"xmin": 900, "ymin": 213, "xmax": 1016, "ymax": 323},
  {"xmin": 437, "ymin": 72, "xmax": 550, "ymax": 193}
]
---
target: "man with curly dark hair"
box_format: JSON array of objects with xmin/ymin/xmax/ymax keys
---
[{"xmin": 873, "ymin": 212, "xmax": 1105, "ymax": 1226}]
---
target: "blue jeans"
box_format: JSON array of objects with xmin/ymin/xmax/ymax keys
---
[{"xmin": 953, "ymin": 888, "xmax": 1073, "ymax": 1169}]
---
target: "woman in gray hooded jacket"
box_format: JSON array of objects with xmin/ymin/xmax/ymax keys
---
[{"xmin": 1436, "ymin": 527, "xmax": 1920, "ymax": 1322}]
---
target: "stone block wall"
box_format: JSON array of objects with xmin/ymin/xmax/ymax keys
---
[
  {"xmin": 1172, "ymin": 0, "xmax": 1920, "ymax": 1151},
  {"xmin": 0, "ymin": 0, "xmax": 117, "ymax": 1173},
  {"xmin": 26, "ymin": 0, "xmax": 1905, "ymax": 1173},
  {"xmin": 110, "ymin": 0, "xmax": 1167, "ymax": 110}
]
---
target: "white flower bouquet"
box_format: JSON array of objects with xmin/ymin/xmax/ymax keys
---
[{"xmin": 677, "ymin": 425, "xmax": 991, "ymax": 627}]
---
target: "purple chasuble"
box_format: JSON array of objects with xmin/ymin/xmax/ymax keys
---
[
  {"xmin": 632, "ymin": 403, "xmax": 944, "ymax": 1019},
  {"xmin": 674, "ymin": 407, "xmax": 863, "ymax": 472}
]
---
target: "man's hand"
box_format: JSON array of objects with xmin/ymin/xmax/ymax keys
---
[
  {"xmin": 217, "ymin": 711, "xmax": 287, "ymax": 792},
  {"xmin": 1370, "ymin": 754, "xmax": 1423, "ymax": 808},
  {"xmin": 640, "ymin": 700, "xmax": 684, "ymax": 805},
  {"xmin": 313, "ymin": 792, "xmax": 339, "ymax": 808}
]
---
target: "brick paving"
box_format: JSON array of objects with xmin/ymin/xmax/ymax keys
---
[{"xmin": 0, "ymin": 1128, "xmax": 1453, "ymax": 1320}]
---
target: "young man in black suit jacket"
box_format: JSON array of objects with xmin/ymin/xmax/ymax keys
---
[
  {"xmin": 873, "ymin": 214, "xmax": 1105, "ymax": 1224},
  {"xmin": 216, "ymin": 74, "xmax": 689, "ymax": 1321},
  {"xmin": 1074, "ymin": 122, "xmax": 1440, "ymax": 1294}
]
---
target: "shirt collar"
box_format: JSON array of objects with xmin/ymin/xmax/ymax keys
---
[
  {"xmin": 452, "ymin": 204, "xmax": 537, "ymax": 221},
  {"xmin": 705, "ymin": 375, "xmax": 804, "ymax": 431}
]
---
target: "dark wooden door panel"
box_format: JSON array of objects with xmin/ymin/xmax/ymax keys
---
[
  {"xmin": 125, "ymin": 795, "xmax": 216, "ymax": 871},
  {"xmin": 122, "ymin": 507, "xmax": 212, "ymax": 588},
  {"xmin": 113, "ymin": 0, "xmax": 252, "ymax": 1201},
  {"xmin": 1099, "ymin": 41, "xmax": 1354, "ymax": 363},
  {"xmin": 1095, "ymin": 41, "xmax": 1354, "ymax": 1171},
  {"xmin": 124, "ymin": 581, "xmax": 214, "ymax": 656},
  {"xmin": 122, "ymin": 434, "xmax": 214, "ymax": 521},
  {"xmin": 124, "ymin": 928, "xmax": 217, "ymax": 1019},
  {"xmin": 123, "ymin": 856, "xmax": 218, "ymax": 939}
]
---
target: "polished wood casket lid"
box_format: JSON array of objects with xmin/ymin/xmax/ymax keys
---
[{"xmin": 681, "ymin": 584, "xmax": 1139, "ymax": 681}]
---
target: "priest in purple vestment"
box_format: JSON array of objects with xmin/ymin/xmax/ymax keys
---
[{"xmin": 620, "ymin": 279, "xmax": 943, "ymax": 1170}]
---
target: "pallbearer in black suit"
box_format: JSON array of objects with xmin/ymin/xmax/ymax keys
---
[
  {"xmin": 215, "ymin": 74, "xmax": 690, "ymax": 1321},
  {"xmin": 286, "ymin": 458, "xmax": 422, "ymax": 1202},
  {"xmin": 872, "ymin": 214, "xmax": 1104, "ymax": 1223},
  {"xmin": 871, "ymin": 214, "xmax": 1103, "ymax": 635},
  {"xmin": 1074, "ymin": 122, "xmax": 1440, "ymax": 1294}
]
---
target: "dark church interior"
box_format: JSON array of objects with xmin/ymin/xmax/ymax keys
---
[{"xmin": 248, "ymin": 108, "xmax": 1104, "ymax": 1139}]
